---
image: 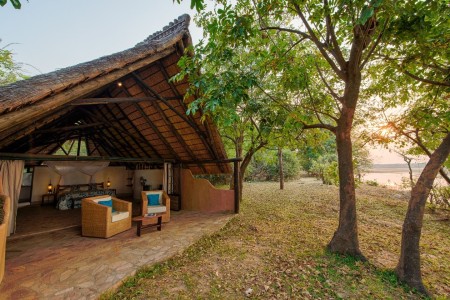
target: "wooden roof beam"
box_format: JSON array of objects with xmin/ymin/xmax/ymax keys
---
[
  {"xmin": 101, "ymin": 104, "xmax": 154, "ymax": 159},
  {"xmin": 33, "ymin": 122, "xmax": 103, "ymax": 134},
  {"xmin": 119, "ymin": 86, "xmax": 182, "ymax": 161},
  {"xmin": 156, "ymin": 61, "xmax": 225, "ymax": 172},
  {"xmin": 0, "ymin": 152, "xmax": 165, "ymax": 163},
  {"xmin": 131, "ymin": 72, "xmax": 205, "ymax": 136},
  {"xmin": 130, "ymin": 73, "xmax": 206, "ymax": 172},
  {"xmin": 82, "ymin": 111, "xmax": 136, "ymax": 156},
  {"xmin": 92, "ymin": 107, "xmax": 142, "ymax": 158},
  {"xmin": 69, "ymin": 96, "xmax": 182, "ymax": 106},
  {"xmin": 110, "ymin": 101, "xmax": 163, "ymax": 159}
]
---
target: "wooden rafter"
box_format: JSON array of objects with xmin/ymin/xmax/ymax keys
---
[
  {"xmin": 33, "ymin": 122, "xmax": 103, "ymax": 134},
  {"xmin": 130, "ymin": 72, "xmax": 207, "ymax": 172},
  {"xmin": 102, "ymin": 103, "xmax": 155, "ymax": 159},
  {"xmin": 118, "ymin": 85, "xmax": 182, "ymax": 161},
  {"xmin": 0, "ymin": 106, "xmax": 74, "ymax": 149},
  {"xmin": 70, "ymin": 96, "xmax": 182, "ymax": 105},
  {"xmin": 92, "ymin": 106, "xmax": 141, "ymax": 158},
  {"xmin": 111, "ymin": 101, "xmax": 163, "ymax": 159},
  {"xmin": 156, "ymin": 61, "xmax": 225, "ymax": 172}
]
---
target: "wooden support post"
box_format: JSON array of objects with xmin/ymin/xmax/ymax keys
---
[{"xmin": 234, "ymin": 160, "xmax": 240, "ymax": 214}]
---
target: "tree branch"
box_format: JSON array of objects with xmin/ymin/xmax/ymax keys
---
[
  {"xmin": 291, "ymin": 3, "xmax": 346, "ymax": 80},
  {"xmin": 302, "ymin": 122, "xmax": 337, "ymax": 133},
  {"xmin": 360, "ymin": 18, "xmax": 389, "ymax": 70},
  {"xmin": 324, "ymin": 0, "xmax": 346, "ymax": 68},
  {"xmin": 260, "ymin": 26, "xmax": 311, "ymax": 39},
  {"xmin": 403, "ymin": 70, "xmax": 450, "ymax": 87},
  {"xmin": 315, "ymin": 63, "xmax": 343, "ymax": 103}
]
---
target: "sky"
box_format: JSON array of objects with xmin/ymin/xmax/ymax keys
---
[
  {"xmin": 0, "ymin": 0, "xmax": 203, "ymax": 75},
  {"xmin": 0, "ymin": 1, "xmax": 411, "ymax": 165}
]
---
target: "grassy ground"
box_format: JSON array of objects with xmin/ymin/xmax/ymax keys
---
[{"xmin": 102, "ymin": 178, "xmax": 449, "ymax": 299}]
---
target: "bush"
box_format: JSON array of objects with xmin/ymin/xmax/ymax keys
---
[
  {"xmin": 366, "ymin": 180, "xmax": 379, "ymax": 186},
  {"xmin": 429, "ymin": 185, "xmax": 450, "ymax": 209},
  {"xmin": 194, "ymin": 174, "xmax": 232, "ymax": 187},
  {"xmin": 245, "ymin": 149, "xmax": 301, "ymax": 182}
]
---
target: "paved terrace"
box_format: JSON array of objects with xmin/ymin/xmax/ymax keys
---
[{"xmin": 1, "ymin": 211, "xmax": 233, "ymax": 300}]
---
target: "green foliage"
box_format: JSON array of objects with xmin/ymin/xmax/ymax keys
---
[
  {"xmin": 310, "ymin": 153, "xmax": 339, "ymax": 185},
  {"xmin": 245, "ymin": 148, "xmax": 301, "ymax": 182},
  {"xmin": 366, "ymin": 0, "xmax": 450, "ymax": 171},
  {"xmin": 366, "ymin": 179, "xmax": 379, "ymax": 187},
  {"xmin": 0, "ymin": 0, "xmax": 23, "ymax": 9},
  {"xmin": 173, "ymin": 0, "xmax": 204, "ymax": 12},
  {"xmin": 194, "ymin": 174, "xmax": 231, "ymax": 187},
  {"xmin": 0, "ymin": 43, "xmax": 25, "ymax": 85},
  {"xmin": 428, "ymin": 185, "xmax": 450, "ymax": 210}
]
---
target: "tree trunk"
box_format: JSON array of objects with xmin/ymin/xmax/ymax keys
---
[
  {"xmin": 229, "ymin": 140, "xmax": 266, "ymax": 202},
  {"xmin": 278, "ymin": 147, "xmax": 284, "ymax": 190},
  {"xmin": 396, "ymin": 132, "xmax": 450, "ymax": 295},
  {"xmin": 327, "ymin": 105, "xmax": 364, "ymax": 258}
]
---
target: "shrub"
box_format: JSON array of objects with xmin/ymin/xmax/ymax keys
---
[
  {"xmin": 366, "ymin": 179, "xmax": 379, "ymax": 186},
  {"xmin": 245, "ymin": 149, "xmax": 301, "ymax": 182}
]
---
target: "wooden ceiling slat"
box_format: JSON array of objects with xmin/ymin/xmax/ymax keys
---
[
  {"xmin": 113, "ymin": 102, "xmax": 163, "ymax": 159},
  {"xmin": 156, "ymin": 60, "xmax": 225, "ymax": 172},
  {"xmin": 133, "ymin": 102, "xmax": 182, "ymax": 160},
  {"xmin": 93, "ymin": 107, "xmax": 141, "ymax": 158},
  {"xmin": 103, "ymin": 102, "xmax": 155, "ymax": 159},
  {"xmin": 83, "ymin": 112, "xmax": 131, "ymax": 158}
]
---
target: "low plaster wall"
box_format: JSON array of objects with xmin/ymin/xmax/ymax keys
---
[{"xmin": 181, "ymin": 169, "xmax": 234, "ymax": 213}]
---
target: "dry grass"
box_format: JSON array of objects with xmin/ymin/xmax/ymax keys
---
[{"xmin": 102, "ymin": 178, "xmax": 449, "ymax": 299}]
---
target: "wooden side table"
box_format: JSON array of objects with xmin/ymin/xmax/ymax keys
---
[
  {"xmin": 41, "ymin": 193, "xmax": 56, "ymax": 206},
  {"xmin": 132, "ymin": 214, "xmax": 163, "ymax": 237}
]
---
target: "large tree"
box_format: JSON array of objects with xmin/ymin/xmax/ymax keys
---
[
  {"xmin": 372, "ymin": 0, "xmax": 450, "ymax": 293},
  {"xmin": 176, "ymin": 0, "xmax": 390, "ymax": 258}
]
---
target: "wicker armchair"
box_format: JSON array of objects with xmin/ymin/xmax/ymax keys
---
[
  {"xmin": 0, "ymin": 194, "xmax": 10, "ymax": 284},
  {"xmin": 141, "ymin": 190, "xmax": 170, "ymax": 223},
  {"xmin": 82, "ymin": 195, "xmax": 132, "ymax": 238}
]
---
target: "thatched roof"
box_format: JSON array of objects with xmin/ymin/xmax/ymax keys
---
[{"xmin": 0, "ymin": 14, "xmax": 231, "ymax": 174}]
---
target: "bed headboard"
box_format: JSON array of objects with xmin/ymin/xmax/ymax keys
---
[{"xmin": 55, "ymin": 183, "xmax": 104, "ymax": 196}]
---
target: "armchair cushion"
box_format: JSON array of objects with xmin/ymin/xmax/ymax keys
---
[
  {"xmin": 98, "ymin": 199, "xmax": 116, "ymax": 212},
  {"xmin": 147, "ymin": 205, "xmax": 167, "ymax": 214},
  {"xmin": 147, "ymin": 194, "xmax": 160, "ymax": 206},
  {"xmin": 111, "ymin": 211, "xmax": 130, "ymax": 222}
]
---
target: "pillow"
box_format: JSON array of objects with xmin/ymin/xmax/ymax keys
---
[
  {"xmin": 98, "ymin": 200, "xmax": 116, "ymax": 212},
  {"xmin": 71, "ymin": 185, "xmax": 80, "ymax": 192},
  {"xmin": 147, "ymin": 194, "xmax": 160, "ymax": 206}
]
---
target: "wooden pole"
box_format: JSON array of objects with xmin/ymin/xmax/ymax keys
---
[{"xmin": 234, "ymin": 160, "xmax": 240, "ymax": 214}]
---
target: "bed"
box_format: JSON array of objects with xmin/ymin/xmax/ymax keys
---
[{"xmin": 55, "ymin": 183, "xmax": 116, "ymax": 210}]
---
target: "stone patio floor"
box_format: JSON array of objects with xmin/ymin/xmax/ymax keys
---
[{"xmin": 1, "ymin": 211, "xmax": 233, "ymax": 300}]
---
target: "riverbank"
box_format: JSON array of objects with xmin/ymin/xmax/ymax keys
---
[{"xmin": 365, "ymin": 164, "xmax": 447, "ymax": 188}]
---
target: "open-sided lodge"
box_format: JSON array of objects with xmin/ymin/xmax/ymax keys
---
[{"xmin": 0, "ymin": 14, "xmax": 239, "ymax": 287}]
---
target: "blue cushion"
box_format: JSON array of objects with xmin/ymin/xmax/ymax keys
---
[
  {"xmin": 147, "ymin": 194, "xmax": 160, "ymax": 206},
  {"xmin": 98, "ymin": 200, "xmax": 116, "ymax": 212}
]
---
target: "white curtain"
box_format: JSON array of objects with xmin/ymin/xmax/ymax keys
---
[
  {"xmin": 0, "ymin": 160, "xmax": 24, "ymax": 236},
  {"xmin": 44, "ymin": 161, "xmax": 109, "ymax": 184}
]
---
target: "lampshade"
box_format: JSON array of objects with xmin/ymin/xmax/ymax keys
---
[
  {"xmin": 107, "ymin": 178, "xmax": 111, "ymax": 188},
  {"xmin": 48, "ymin": 181, "xmax": 53, "ymax": 193}
]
